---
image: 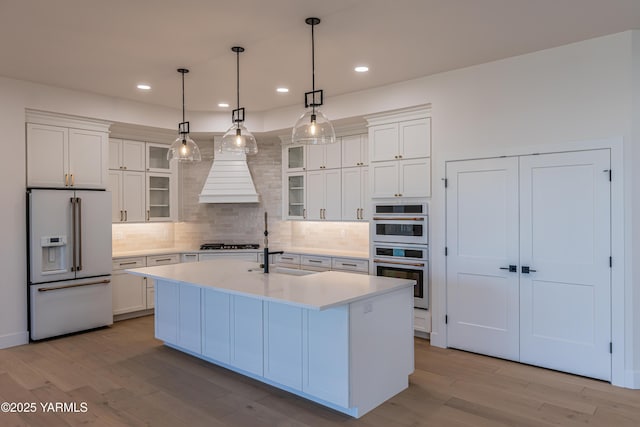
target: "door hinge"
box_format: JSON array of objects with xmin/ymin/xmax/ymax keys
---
[
  {"xmin": 610, "ymin": 342, "xmax": 613, "ymax": 354},
  {"xmin": 445, "ymin": 247, "xmax": 448, "ymax": 256},
  {"xmin": 609, "ymin": 256, "xmax": 612, "ymax": 268},
  {"xmin": 445, "ymin": 315, "xmax": 448, "ymax": 324},
  {"xmin": 444, "ymin": 178, "xmax": 448, "ymax": 188}
]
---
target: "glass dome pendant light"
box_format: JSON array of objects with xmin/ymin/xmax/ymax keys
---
[
  {"xmin": 167, "ymin": 68, "xmax": 202, "ymax": 162},
  {"xmin": 292, "ymin": 17, "xmax": 336, "ymax": 145},
  {"xmin": 220, "ymin": 46, "xmax": 258, "ymax": 155}
]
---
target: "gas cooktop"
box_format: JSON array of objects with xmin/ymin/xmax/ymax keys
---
[{"xmin": 199, "ymin": 243, "xmax": 260, "ymax": 250}]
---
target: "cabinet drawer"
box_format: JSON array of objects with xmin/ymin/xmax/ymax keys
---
[
  {"xmin": 276, "ymin": 253, "xmax": 301, "ymax": 266},
  {"xmin": 331, "ymin": 257, "xmax": 369, "ymax": 273},
  {"xmin": 301, "ymin": 255, "xmax": 331, "ymax": 270},
  {"xmin": 147, "ymin": 254, "xmax": 180, "ymax": 266},
  {"xmin": 181, "ymin": 253, "xmax": 199, "ymax": 263},
  {"xmin": 112, "ymin": 257, "xmax": 146, "ymax": 271}
]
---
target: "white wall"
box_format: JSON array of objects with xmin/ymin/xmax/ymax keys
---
[{"xmin": 2, "ymin": 31, "xmax": 639, "ymax": 386}]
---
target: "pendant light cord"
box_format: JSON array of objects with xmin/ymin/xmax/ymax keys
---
[
  {"xmin": 181, "ymin": 71, "xmax": 186, "ymax": 126},
  {"xmin": 236, "ymin": 50, "xmax": 240, "ymax": 114},
  {"xmin": 311, "ymin": 21, "xmax": 316, "ymax": 115}
]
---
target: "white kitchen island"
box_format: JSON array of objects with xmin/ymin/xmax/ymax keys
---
[{"xmin": 127, "ymin": 258, "xmax": 415, "ymax": 418}]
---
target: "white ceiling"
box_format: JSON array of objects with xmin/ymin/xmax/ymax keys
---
[{"xmin": 2, "ymin": 0, "xmax": 640, "ymax": 114}]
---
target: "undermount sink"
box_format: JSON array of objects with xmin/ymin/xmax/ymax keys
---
[{"xmin": 248, "ymin": 266, "xmax": 316, "ymax": 276}]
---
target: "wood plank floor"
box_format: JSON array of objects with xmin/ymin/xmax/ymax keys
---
[{"xmin": 0, "ymin": 316, "xmax": 638, "ymax": 426}]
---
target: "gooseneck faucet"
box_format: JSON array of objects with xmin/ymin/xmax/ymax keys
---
[{"xmin": 263, "ymin": 211, "xmax": 283, "ymax": 273}]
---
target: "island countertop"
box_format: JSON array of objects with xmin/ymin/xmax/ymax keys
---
[{"xmin": 126, "ymin": 258, "xmax": 414, "ymax": 311}]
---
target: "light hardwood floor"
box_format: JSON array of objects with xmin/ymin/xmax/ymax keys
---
[{"xmin": 0, "ymin": 316, "xmax": 638, "ymax": 426}]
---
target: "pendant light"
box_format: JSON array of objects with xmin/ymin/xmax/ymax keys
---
[
  {"xmin": 292, "ymin": 17, "xmax": 336, "ymax": 145},
  {"xmin": 167, "ymin": 68, "xmax": 202, "ymax": 162},
  {"xmin": 221, "ymin": 46, "xmax": 258, "ymax": 155}
]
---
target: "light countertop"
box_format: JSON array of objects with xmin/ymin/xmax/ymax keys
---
[{"xmin": 126, "ymin": 258, "xmax": 412, "ymax": 310}]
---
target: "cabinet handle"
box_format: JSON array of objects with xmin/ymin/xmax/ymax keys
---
[
  {"xmin": 303, "ymin": 209, "xmax": 306, "ymax": 219},
  {"xmin": 119, "ymin": 261, "xmax": 138, "ymax": 266},
  {"xmin": 154, "ymin": 258, "xmax": 172, "ymax": 262},
  {"xmin": 399, "ymin": 193, "xmax": 402, "ymax": 197},
  {"xmin": 124, "ymin": 210, "xmax": 127, "ymax": 221},
  {"xmin": 308, "ymin": 259, "xmax": 323, "ymax": 263},
  {"xmin": 64, "ymin": 174, "xmax": 69, "ymax": 186},
  {"xmin": 120, "ymin": 210, "xmax": 123, "ymax": 222},
  {"xmin": 70, "ymin": 174, "xmax": 74, "ymax": 186},
  {"xmin": 146, "ymin": 210, "xmax": 150, "ymax": 221},
  {"xmin": 123, "ymin": 166, "xmax": 127, "ymax": 170},
  {"xmin": 356, "ymin": 208, "xmax": 360, "ymax": 220},
  {"xmin": 341, "ymin": 263, "xmax": 358, "ymax": 267}
]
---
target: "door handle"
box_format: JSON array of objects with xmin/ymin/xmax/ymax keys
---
[
  {"xmin": 499, "ymin": 265, "xmax": 517, "ymax": 273},
  {"xmin": 77, "ymin": 197, "xmax": 82, "ymax": 271},
  {"xmin": 70, "ymin": 197, "xmax": 77, "ymax": 272},
  {"xmin": 521, "ymin": 266, "xmax": 537, "ymax": 274}
]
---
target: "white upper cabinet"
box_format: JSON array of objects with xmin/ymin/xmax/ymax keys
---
[
  {"xmin": 27, "ymin": 114, "xmax": 109, "ymax": 189},
  {"xmin": 306, "ymin": 169, "xmax": 341, "ymax": 220},
  {"xmin": 109, "ymin": 170, "xmax": 146, "ymax": 223},
  {"xmin": 341, "ymin": 134, "xmax": 368, "ymax": 168},
  {"xmin": 26, "ymin": 123, "xmax": 68, "ymax": 188},
  {"xmin": 367, "ymin": 108, "xmax": 432, "ymax": 198},
  {"xmin": 306, "ymin": 139, "xmax": 341, "ymax": 170},
  {"xmin": 370, "ymin": 118, "xmax": 431, "ymax": 162},
  {"xmin": 341, "ymin": 167, "xmax": 369, "ymax": 221},
  {"xmin": 371, "ymin": 158, "xmax": 430, "ymax": 198},
  {"xmin": 109, "ymin": 138, "xmax": 145, "ymax": 171}
]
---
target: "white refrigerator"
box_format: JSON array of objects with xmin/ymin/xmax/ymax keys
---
[{"xmin": 27, "ymin": 188, "xmax": 113, "ymax": 340}]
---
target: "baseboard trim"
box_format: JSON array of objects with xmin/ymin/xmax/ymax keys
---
[{"xmin": 0, "ymin": 331, "xmax": 29, "ymax": 349}]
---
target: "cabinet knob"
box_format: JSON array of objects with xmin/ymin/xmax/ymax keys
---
[{"xmin": 398, "ymin": 155, "xmax": 403, "ymax": 159}]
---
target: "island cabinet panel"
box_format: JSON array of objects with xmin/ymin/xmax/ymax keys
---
[
  {"xmin": 263, "ymin": 303, "xmax": 303, "ymax": 390},
  {"xmin": 155, "ymin": 280, "xmax": 178, "ymax": 344},
  {"xmin": 230, "ymin": 296, "xmax": 264, "ymax": 376},
  {"xmin": 202, "ymin": 289, "xmax": 231, "ymax": 363},
  {"xmin": 177, "ymin": 284, "xmax": 202, "ymax": 354},
  {"xmin": 349, "ymin": 290, "xmax": 414, "ymax": 415},
  {"xmin": 303, "ymin": 306, "xmax": 350, "ymax": 407}
]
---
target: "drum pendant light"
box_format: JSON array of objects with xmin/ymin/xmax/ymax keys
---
[
  {"xmin": 292, "ymin": 17, "xmax": 336, "ymax": 145},
  {"xmin": 167, "ymin": 68, "xmax": 202, "ymax": 162},
  {"xmin": 221, "ymin": 46, "xmax": 258, "ymax": 155}
]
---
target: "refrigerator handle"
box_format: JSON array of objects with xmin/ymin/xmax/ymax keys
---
[
  {"xmin": 77, "ymin": 197, "xmax": 83, "ymax": 271},
  {"xmin": 70, "ymin": 197, "xmax": 77, "ymax": 272}
]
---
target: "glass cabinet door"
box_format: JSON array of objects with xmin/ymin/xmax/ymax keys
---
[
  {"xmin": 286, "ymin": 173, "xmax": 305, "ymax": 219},
  {"xmin": 147, "ymin": 173, "xmax": 173, "ymax": 221},
  {"xmin": 286, "ymin": 145, "xmax": 305, "ymax": 172},
  {"xmin": 147, "ymin": 143, "xmax": 172, "ymax": 173}
]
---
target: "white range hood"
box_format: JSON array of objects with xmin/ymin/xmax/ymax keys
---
[{"xmin": 199, "ymin": 141, "xmax": 259, "ymax": 204}]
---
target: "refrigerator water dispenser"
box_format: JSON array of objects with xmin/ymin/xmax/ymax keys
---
[{"xmin": 40, "ymin": 236, "xmax": 67, "ymax": 274}]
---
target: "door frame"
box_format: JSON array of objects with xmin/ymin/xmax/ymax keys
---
[{"xmin": 431, "ymin": 137, "xmax": 626, "ymax": 387}]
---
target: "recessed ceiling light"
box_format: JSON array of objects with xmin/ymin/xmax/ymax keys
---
[
  {"xmin": 276, "ymin": 87, "xmax": 289, "ymax": 93},
  {"xmin": 137, "ymin": 84, "xmax": 151, "ymax": 90},
  {"xmin": 218, "ymin": 103, "xmax": 230, "ymax": 108},
  {"xmin": 354, "ymin": 66, "xmax": 369, "ymax": 73}
]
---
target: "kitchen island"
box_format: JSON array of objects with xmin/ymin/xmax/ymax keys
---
[{"xmin": 127, "ymin": 258, "xmax": 414, "ymax": 418}]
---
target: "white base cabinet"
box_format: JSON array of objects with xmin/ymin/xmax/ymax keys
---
[
  {"xmin": 112, "ymin": 257, "xmax": 147, "ymax": 316},
  {"xmin": 154, "ymin": 279, "xmax": 413, "ymax": 418}
]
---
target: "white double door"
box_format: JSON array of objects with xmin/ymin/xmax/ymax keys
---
[{"xmin": 446, "ymin": 150, "xmax": 611, "ymax": 381}]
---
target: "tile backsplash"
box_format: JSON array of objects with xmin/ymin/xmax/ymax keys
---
[{"xmin": 111, "ymin": 135, "xmax": 369, "ymax": 254}]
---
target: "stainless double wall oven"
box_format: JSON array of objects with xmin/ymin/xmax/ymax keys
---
[{"xmin": 371, "ymin": 201, "xmax": 429, "ymax": 309}]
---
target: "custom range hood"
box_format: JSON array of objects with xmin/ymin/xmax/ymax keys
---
[{"xmin": 198, "ymin": 139, "xmax": 259, "ymax": 204}]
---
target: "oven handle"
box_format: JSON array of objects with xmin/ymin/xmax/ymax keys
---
[
  {"xmin": 373, "ymin": 259, "xmax": 425, "ymax": 267},
  {"xmin": 372, "ymin": 217, "xmax": 424, "ymax": 221}
]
